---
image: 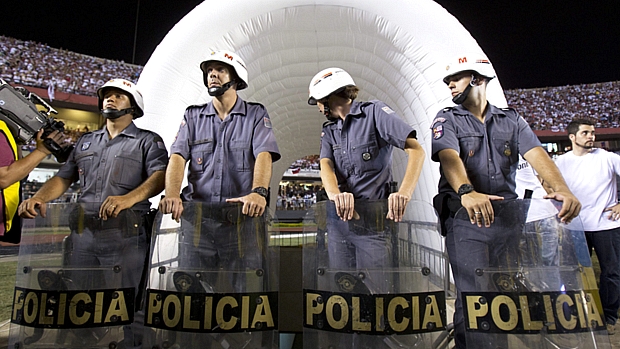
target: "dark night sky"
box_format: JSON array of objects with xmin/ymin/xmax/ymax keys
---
[{"xmin": 2, "ymin": 0, "xmax": 619, "ymax": 89}]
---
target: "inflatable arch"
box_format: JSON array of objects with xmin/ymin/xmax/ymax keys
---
[{"xmin": 137, "ymin": 0, "xmax": 508, "ymax": 219}]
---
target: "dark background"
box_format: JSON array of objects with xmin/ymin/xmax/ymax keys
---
[{"xmin": 2, "ymin": 0, "xmax": 619, "ymax": 89}]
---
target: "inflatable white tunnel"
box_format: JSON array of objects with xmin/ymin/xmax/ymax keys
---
[{"xmin": 137, "ymin": 0, "xmax": 508, "ymax": 222}]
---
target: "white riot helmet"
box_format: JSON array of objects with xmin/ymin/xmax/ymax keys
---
[
  {"xmin": 97, "ymin": 79, "xmax": 144, "ymax": 119},
  {"xmin": 200, "ymin": 50, "xmax": 248, "ymax": 96},
  {"xmin": 443, "ymin": 54, "xmax": 496, "ymax": 104},
  {"xmin": 442, "ymin": 54, "xmax": 496, "ymax": 84},
  {"xmin": 308, "ymin": 68, "xmax": 356, "ymax": 105}
]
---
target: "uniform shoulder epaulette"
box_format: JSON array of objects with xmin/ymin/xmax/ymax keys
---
[
  {"xmin": 247, "ymin": 101, "xmax": 266, "ymax": 107},
  {"xmin": 186, "ymin": 102, "xmax": 209, "ymax": 109},
  {"xmin": 500, "ymin": 107, "xmax": 519, "ymax": 117},
  {"xmin": 441, "ymin": 106, "xmax": 456, "ymax": 113},
  {"xmin": 322, "ymin": 119, "xmax": 336, "ymax": 127}
]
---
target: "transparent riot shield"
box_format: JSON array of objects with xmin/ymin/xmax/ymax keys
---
[
  {"xmin": 9, "ymin": 202, "xmax": 147, "ymax": 349},
  {"xmin": 303, "ymin": 199, "xmax": 447, "ymax": 348},
  {"xmin": 452, "ymin": 199, "xmax": 611, "ymax": 348},
  {"xmin": 145, "ymin": 202, "xmax": 279, "ymax": 348}
]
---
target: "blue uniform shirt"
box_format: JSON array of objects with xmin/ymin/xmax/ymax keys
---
[
  {"xmin": 431, "ymin": 104, "xmax": 541, "ymax": 199},
  {"xmin": 56, "ymin": 122, "xmax": 169, "ymax": 213},
  {"xmin": 170, "ymin": 97, "xmax": 281, "ymax": 202},
  {"xmin": 320, "ymin": 100, "xmax": 416, "ymax": 200}
]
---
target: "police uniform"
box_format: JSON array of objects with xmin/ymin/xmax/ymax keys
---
[
  {"xmin": 320, "ymin": 100, "xmax": 416, "ymax": 292},
  {"xmin": 56, "ymin": 122, "xmax": 168, "ymax": 283},
  {"xmin": 171, "ymin": 97, "xmax": 280, "ymax": 202},
  {"xmin": 320, "ymin": 100, "xmax": 415, "ymax": 200},
  {"xmin": 431, "ymin": 104, "xmax": 541, "ymax": 348},
  {"xmin": 170, "ymin": 97, "xmax": 280, "ymax": 293},
  {"xmin": 55, "ymin": 122, "xmax": 168, "ymax": 346}
]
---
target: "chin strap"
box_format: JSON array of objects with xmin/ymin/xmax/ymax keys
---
[
  {"xmin": 207, "ymin": 80, "xmax": 236, "ymax": 97},
  {"xmin": 323, "ymin": 103, "xmax": 332, "ymax": 119},
  {"xmin": 452, "ymin": 75, "xmax": 477, "ymax": 104},
  {"xmin": 101, "ymin": 108, "xmax": 134, "ymax": 119}
]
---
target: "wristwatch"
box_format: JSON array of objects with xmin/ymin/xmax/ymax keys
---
[
  {"xmin": 457, "ymin": 184, "xmax": 474, "ymax": 197},
  {"xmin": 252, "ymin": 186, "xmax": 269, "ymax": 198}
]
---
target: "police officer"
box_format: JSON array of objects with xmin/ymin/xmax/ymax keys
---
[
  {"xmin": 310, "ymin": 67, "xmax": 424, "ymax": 223},
  {"xmin": 308, "ymin": 68, "xmax": 424, "ymax": 348},
  {"xmin": 157, "ymin": 50, "xmax": 280, "ymax": 347},
  {"xmin": 19, "ymin": 78, "xmax": 169, "ymax": 348},
  {"xmin": 159, "ymin": 50, "xmax": 280, "ymax": 220},
  {"xmin": 431, "ymin": 54, "xmax": 580, "ymax": 348},
  {"xmin": 309, "ymin": 66, "xmax": 424, "ymax": 276}
]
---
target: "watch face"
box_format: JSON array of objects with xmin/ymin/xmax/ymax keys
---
[
  {"xmin": 458, "ymin": 184, "xmax": 474, "ymax": 196},
  {"xmin": 253, "ymin": 187, "xmax": 268, "ymax": 198}
]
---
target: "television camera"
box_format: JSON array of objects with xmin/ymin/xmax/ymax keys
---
[{"xmin": 0, "ymin": 79, "xmax": 73, "ymax": 162}]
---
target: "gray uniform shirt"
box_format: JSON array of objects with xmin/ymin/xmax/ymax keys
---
[
  {"xmin": 56, "ymin": 122, "xmax": 169, "ymax": 213},
  {"xmin": 431, "ymin": 104, "xmax": 541, "ymax": 199},
  {"xmin": 320, "ymin": 100, "xmax": 416, "ymax": 200},
  {"xmin": 170, "ymin": 97, "xmax": 281, "ymax": 202}
]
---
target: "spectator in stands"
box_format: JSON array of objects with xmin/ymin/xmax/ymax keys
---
[{"xmin": 0, "ymin": 36, "xmax": 142, "ymax": 97}]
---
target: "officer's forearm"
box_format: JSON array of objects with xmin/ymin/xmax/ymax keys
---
[
  {"xmin": 524, "ymin": 147, "xmax": 571, "ymax": 193},
  {"xmin": 437, "ymin": 149, "xmax": 472, "ymax": 193},
  {"xmin": 164, "ymin": 154, "xmax": 186, "ymax": 198},
  {"xmin": 252, "ymin": 152, "xmax": 272, "ymax": 189},
  {"xmin": 319, "ymin": 158, "xmax": 341, "ymax": 200},
  {"xmin": 398, "ymin": 138, "xmax": 425, "ymax": 197},
  {"xmin": 31, "ymin": 176, "xmax": 72, "ymax": 203}
]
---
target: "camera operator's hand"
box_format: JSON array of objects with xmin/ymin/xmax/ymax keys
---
[
  {"xmin": 18, "ymin": 197, "xmax": 48, "ymax": 218},
  {"xmin": 35, "ymin": 129, "xmax": 65, "ymax": 155}
]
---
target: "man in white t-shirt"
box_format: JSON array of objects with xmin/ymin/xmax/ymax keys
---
[
  {"xmin": 555, "ymin": 118, "xmax": 620, "ymax": 335},
  {"xmin": 515, "ymin": 155, "xmax": 560, "ymax": 267}
]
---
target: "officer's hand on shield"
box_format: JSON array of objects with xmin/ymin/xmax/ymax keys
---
[
  {"xmin": 544, "ymin": 191, "xmax": 581, "ymax": 223},
  {"xmin": 99, "ymin": 195, "xmax": 129, "ymax": 220},
  {"xmin": 18, "ymin": 197, "xmax": 48, "ymax": 218},
  {"xmin": 604, "ymin": 203, "xmax": 620, "ymax": 221},
  {"xmin": 226, "ymin": 193, "xmax": 266, "ymax": 217},
  {"xmin": 461, "ymin": 191, "xmax": 504, "ymax": 228},
  {"xmin": 331, "ymin": 192, "xmax": 359, "ymax": 221},
  {"xmin": 159, "ymin": 196, "xmax": 184, "ymax": 222},
  {"xmin": 386, "ymin": 192, "xmax": 410, "ymax": 222}
]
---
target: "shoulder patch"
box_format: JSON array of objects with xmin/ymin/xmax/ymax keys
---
[
  {"xmin": 263, "ymin": 117, "xmax": 272, "ymax": 128},
  {"xmin": 432, "ymin": 125, "xmax": 444, "ymax": 140},
  {"xmin": 442, "ymin": 107, "xmax": 455, "ymax": 112},
  {"xmin": 430, "ymin": 117, "xmax": 446, "ymax": 128},
  {"xmin": 381, "ymin": 106, "xmax": 395, "ymax": 114}
]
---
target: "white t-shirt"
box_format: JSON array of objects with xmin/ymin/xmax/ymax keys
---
[
  {"xmin": 515, "ymin": 156, "xmax": 558, "ymax": 222},
  {"xmin": 555, "ymin": 148, "xmax": 620, "ymax": 231}
]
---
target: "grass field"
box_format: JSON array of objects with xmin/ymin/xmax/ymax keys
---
[{"xmin": 0, "ymin": 260, "xmax": 17, "ymax": 321}]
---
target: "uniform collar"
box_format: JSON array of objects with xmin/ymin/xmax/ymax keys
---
[
  {"xmin": 204, "ymin": 96, "xmax": 246, "ymax": 117},
  {"xmin": 95, "ymin": 122, "xmax": 138, "ymax": 138},
  {"xmin": 346, "ymin": 100, "xmax": 365, "ymax": 118},
  {"xmin": 451, "ymin": 103, "xmax": 507, "ymax": 118}
]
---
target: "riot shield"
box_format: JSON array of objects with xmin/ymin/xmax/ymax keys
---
[
  {"xmin": 145, "ymin": 202, "xmax": 279, "ymax": 348},
  {"xmin": 451, "ymin": 198, "xmax": 611, "ymax": 348},
  {"xmin": 9, "ymin": 202, "xmax": 147, "ymax": 349},
  {"xmin": 303, "ymin": 199, "xmax": 447, "ymax": 348}
]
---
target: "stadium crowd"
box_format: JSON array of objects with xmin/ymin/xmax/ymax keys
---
[
  {"xmin": 2, "ymin": 35, "xmax": 620, "ymax": 131},
  {"xmin": 505, "ymin": 81, "xmax": 620, "ymax": 131},
  {"xmin": 0, "ymin": 36, "xmax": 141, "ymax": 96}
]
